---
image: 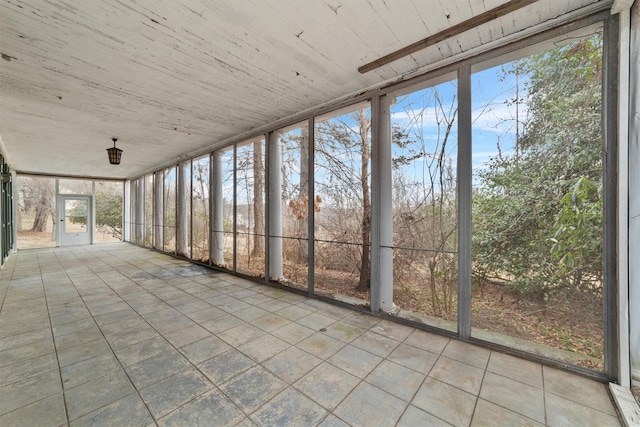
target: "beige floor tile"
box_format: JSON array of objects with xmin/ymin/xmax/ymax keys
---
[
  {"xmin": 263, "ymin": 346, "xmax": 322, "ymax": 383},
  {"xmin": 0, "ymin": 352, "xmax": 58, "ymax": 387},
  {"xmin": 351, "ymin": 330, "xmax": 401, "ymax": 358},
  {"xmin": 0, "ymin": 338, "xmax": 56, "ymax": 368},
  {"xmin": 297, "ymin": 312, "xmax": 338, "ymax": 331},
  {"xmin": 251, "ymin": 387, "xmax": 327, "ymax": 426},
  {"xmin": 370, "ymin": 319, "xmax": 415, "ymax": 341},
  {"xmin": 412, "ymin": 377, "xmax": 477, "ymax": 427},
  {"xmin": 0, "ymin": 392, "xmax": 67, "ymax": 427},
  {"xmin": 0, "ymin": 327, "xmax": 51, "ymax": 351},
  {"xmin": 218, "ymin": 323, "xmax": 265, "ymax": 347},
  {"xmin": 318, "ymin": 414, "xmax": 351, "ymax": 427},
  {"xmin": 543, "ymin": 366, "xmax": 618, "ymax": 415},
  {"xmin": 297, "ymin": 332, "xmax": 346, "ymax": 359},
  {"xmin": 199, "ymin": 349, "xmax": 256, "ymax": 385},
  {"xmin": 487, "ymin": 351, "xmax": 543, "ymax": 389},
  {"xmin": 65, "ymin": 370, "xmax": 136, "ymax": 421},
  {"xmin": 430, "ymin": 356, "xmax": 485, "ymax": 395},
  {"xmin": 365, "ymin": 360, "xmax": 426, "ymax": 402},
  {"xmin": 328, "ymin": 344, "xmax": 383, "ymax": 379},
  {"xmin": 442, "ymin": 340, "xmax": 491, "ymax": 369},
  {"xmin": 179, "ymin": 335, "xmax": 231, "ymax": 363},
  {"xmin": 0, "ymin": 369, "xmax": 62, "ymax": 415},
  {"xmin": 342, "ymin": 311, "xmax": 382, "ymax": 330},
  {"xmin": 479, "ymin": 371, "xmax": 545, "ymax": 423},
  {"xmin": 294, "ymin": 362, "xmax": 360, "ymax": 410},
  {"xmin": 61, "ymin": 352, "xmax": 121, "ymax": 389},
  {"xmin": 403, "ymin": 329, "xmax": 450, "ymax": 354},
  {"xmin": 334, "ymin": 382, "xmax": 408, "ymax": 427},
  {"xmin": 70, "ymin": 393, "xmax": 153, "ymax": 427},
  {"xmin": 249, "ymin": 312, "xmax": 291, "ymax": 332},
  {"xmin": 219, "ymin": 365, "xmax": 286, "ymax": 413},
  {"xmin": 471, "ymin": 398, "xmax": 544, "ymax": 427},
  {"xmin": 321, "ymin": 320, "xmax": 365, "ymax": 343},
  {"xmin": 139, "ymin": 367, "xmax": 213, "ymax": 418},
  {"xmin": 158, "ymin": 389, "xmax": 244, "ymax": 427},
  {"xmin": 237, "ymin": 333, "xmax": 290, "ymax": 363},
  {"xmin": 397, "ymin": 405, "xmax": 453, "ymax": 427},
  {"xmin": 0, "ymin": 245, "xmax": 624, "ymax": 427},
  {"xmin": 164, "ymin": 324, "xmax": 211, "ymax": 347},
  {"xmin": 545, "ymin": 392, "xmax": 622, "ymax": 427},
  {"xmin": 387, "ymin": 343, "xmax": 439, "ymax": 375}
]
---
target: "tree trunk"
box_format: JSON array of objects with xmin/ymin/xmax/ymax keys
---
[
  {"xmin": 297, "ymin": 128, "xmax": 309, "ymax": 262},
  {"xmin": 356, "ymin": 110, "xmax": 371, "ymax": 292},
  {"xmin": 17, "ymin": 205, "xmax": 22, "ymax": 232},
  {"xmin": 428, "ymin": 257, "xmax": 441, "ymax": 315},
  {"xmin": 252, "ymin": 142, "xmax": 265, "ymax": 256},
  {"xmin": 31, "ymin": 204, "xmax": 49, "ymax": 232}
]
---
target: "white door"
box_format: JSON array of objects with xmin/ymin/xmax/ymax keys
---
[{"xmin": 59, "ymin": 196, "xmax": 92, "ymax": 246}]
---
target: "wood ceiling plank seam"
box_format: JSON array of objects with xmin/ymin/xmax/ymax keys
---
[
  {"xmin": 469, "ymin": 0, "xmax": 495, "ymax": 44},
  {"xmin": 325, "ymin": 0, "xmax": 402, "ymax": 71},
  {"xmin": 442, "ymin": 0, "xmax": 473, "ymax": 58},
  {"xmin": 319, "ymin": 1, "xmax": 382, "ymax": 55},
  {"xmin": 366, "ymin": 0, "xmax": 419, "ymax": 47},
  {"xmin": 252, "ymin": 0, "xmax": 358, "ymax": 79},
  {"xmin": 171, "ymin": 17, "xmax": 328, "ymax": 88}
]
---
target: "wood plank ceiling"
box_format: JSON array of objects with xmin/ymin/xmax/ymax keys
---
[{"xmin": 0, "ymin": 0, "xmax": 610, "ymax": 179}]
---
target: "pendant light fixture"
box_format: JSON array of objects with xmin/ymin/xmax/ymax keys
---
[{"xmin": 107, "ymin": 137, "xmax": 123, "ymax": 165}]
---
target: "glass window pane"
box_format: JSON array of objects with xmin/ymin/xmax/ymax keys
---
[
  {"xmin": 272, "ymin": 124, "xmax": 309, "ymax": 289},
  {"xmin": 314, "ymin": 103, "xmax": 371, "ymax": 304},
  {"xmin": 153, "ymin": 170, "xmax": 163, "ymax": 250},
  {"xmin": 192, "ymin": 155, "xmax": 210, "ymax": 263},
  {"xmin": 59, "ymin": 178, "xmax": 92, "ymax": 195},
  {"xmin": 16, "ymin": 176, "xmax": 57, "ymax": 249},
  {"xmin": 94, "ymin": 181, "xmax": 122, "ymax": 243},
  {"xmin": 471, "ymin": 31, "xmax": 605, "ymax": 371},
  {"xmin": 177, "ymin": 161, "xmax": 191, "ymax": 259},
  {"xmin": 144, "ymin": 174, "xmax": 154, "ymax": 247},
  {"xmin": 212, "ymin": 147, "xmax": 234, "ymax": 270},
  {"xmin": 64, "ymin": 199, "xmax": 88, "ymax": 233},
  {"xmin": 235, "ymin": 139, "xmax": 265, "ymax": 278},
  {"xmin": 164, "ymin": 167, "xmax": 177, "ymax": 254},
  {"xmin": 390, "ymin": 79, "xmax": 458, "ymax": 331}
]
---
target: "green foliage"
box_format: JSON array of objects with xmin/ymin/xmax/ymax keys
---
[
  {"xmin": 472, "ymin": 33, "xmax": 603, "ymax": 299},
  {"xmin": 96, "ymin": 189, "xmax": 123, "ymax": 232},
  {"xmin": 550, "ymin": 177, "xmax": 602, "ymax": 292},
  {"xmin": 69, "ymin": 189, "xmax": 123, "ymax": 237}
]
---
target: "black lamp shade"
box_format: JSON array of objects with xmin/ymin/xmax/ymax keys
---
[{"xmin": 107, "ymin": 138, "xmax": 122, "ymax": 165}]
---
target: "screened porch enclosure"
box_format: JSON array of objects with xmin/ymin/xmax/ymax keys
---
[
  {"xmin": 124, "ymin": 12, "xmax": 618, "ymax": 380},
  {"xmin": 16, "ymin": 176, "xmax": 123, "ymax": 249}
]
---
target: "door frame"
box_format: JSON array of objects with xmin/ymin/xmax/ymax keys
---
[{"xmin": 57, "ymin": 195, "xmax": 93, "ymax": 246}]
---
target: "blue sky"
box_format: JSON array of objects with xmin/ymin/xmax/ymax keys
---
[
  {"xmin": 212, "ymin": 58, "xmax": 530, "ymax": 208},
  {"xmin": 389, "ymin": 61, "xmax": 529, "ymax": 190}
]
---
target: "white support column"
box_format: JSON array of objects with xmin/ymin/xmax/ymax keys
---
[
  {"xmin": 154, "ymin": 171, "xmax": 163, "ymax": 250},
  {"xmin": 91, "ymin": 181, "xmax": 96, "ymax": 244},
  {"xmin": 124, "ymin": 180, "xmax": 131, "ymax": 242},
  {"xmin": 211, "ymin": 151, "xmax": 224, "ymax": 266},
  {"xmin": 136, "ymin": 178, "xmax": 144, "ymax": 244},
  {"xmin": 378, "ymin": 94, "xmax": 396, "ymax": 313},
  {"xmin": 268, "ymin": 131, "xmax": 283, "ymax": 280},
  {"xmin": 176, "ymin": 163, "xmax": 189, "ymax": 257},
  {"xmin": 628, "ymin": 0, "xmax": 640, "ymax": 387},
  {"xmin": 11, "ymin": 172, "xmax": 17, "ymax": 253},
  {"xmin": 54, "ymin": 178, "xmax": 60, "ymax": 246}
]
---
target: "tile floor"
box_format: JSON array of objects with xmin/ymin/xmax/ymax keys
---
[{"xmin": 0, "ymin": 243, "xmax": 622, "ymax": 426}]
